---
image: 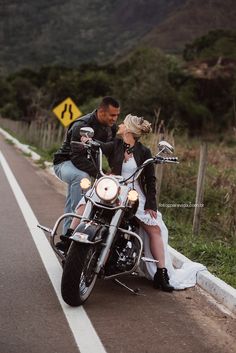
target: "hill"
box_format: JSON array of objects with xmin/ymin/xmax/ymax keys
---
[
  {"xmin": 141, "ymin": 0, "xmax": 236, "ymax": 53},
  {"xmin": 0, "ymin": 0, "xmax": 185, "ymax": 72},
  {"xmin": 1, "ymin": 0, "xmax": 236, "ymax": 72}
]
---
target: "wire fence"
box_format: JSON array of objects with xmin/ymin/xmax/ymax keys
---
[{"xmin": 0, "ymin": 117, "xmax": 64, "ymax": 150}]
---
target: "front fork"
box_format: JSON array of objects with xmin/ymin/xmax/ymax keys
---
[{"xmin": 95, "ymin": 209, "xmax": 124, "ymax": 274}]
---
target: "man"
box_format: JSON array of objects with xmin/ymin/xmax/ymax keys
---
[{"xmin": 53, "ymin": 96, "xmax": 120, "ymax": 237}]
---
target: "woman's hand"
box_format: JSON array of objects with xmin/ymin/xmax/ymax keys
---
[{"xmin": 145, "ymin": 209, "xmax": 157, "ymax": 218}]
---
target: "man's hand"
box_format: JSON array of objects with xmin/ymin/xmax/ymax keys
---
[{"xmin": 81, "ymin": 136, "xmax": 92, "ymax": 143}]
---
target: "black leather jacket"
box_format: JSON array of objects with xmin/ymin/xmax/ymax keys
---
[
  {"xmin": 53, "ymin": 110, "xmax": 116, "ymax": 176},
  {"xmin": 101, "ymin": 138, "xmax": 157, "ymax": 211}
]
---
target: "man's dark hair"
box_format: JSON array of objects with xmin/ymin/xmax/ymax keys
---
[{"xmin": 99, "ymin": 96, "xmax": 120, "ymax": 109}]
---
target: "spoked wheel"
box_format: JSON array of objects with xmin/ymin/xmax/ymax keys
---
[{"xmin": 61, "ymin": 242, "xmax": 99, "ymax": 306}]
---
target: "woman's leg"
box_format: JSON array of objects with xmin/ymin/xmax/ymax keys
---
[
  {"xmin": 140, "ymin": 222, "xmax": 165, "ymax": 268},
  {"xmin": 140, "ymin": 221, "xmax": 174, "ymax": 292}
]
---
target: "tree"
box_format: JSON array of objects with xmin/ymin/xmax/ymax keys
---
[
  {"xmin": 10, "ymin": 77, "xmax": 38, "ymax": 122},
  {"xmin": 0, "ymin": 77, "xmax": 13, "ymax": 109},
  {"xmin": 114, "ymin": 47, "xmax": 178, "ymax": 123},
  {"xmin": 183, "ymin": 29, "xmax": 236, "ymax": 61},
  {"xmin": 176, "ymin": 80, "xmax": 213, "ymax": 136}
]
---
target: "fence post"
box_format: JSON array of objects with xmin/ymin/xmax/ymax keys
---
[
  {"xmin": 46, "ymin": 123, "xmax": 52, "ymax": 148},
  {"xmin": 193, "ymin": 141, "xmax": 208, "ymax": 235},
  {"xmin": 57, "ymin": 124, "xmax": 64, "ymax": 144},
  {"xmin": 42, "ymin": 122, "xmax": 47, "ymax": 149}
]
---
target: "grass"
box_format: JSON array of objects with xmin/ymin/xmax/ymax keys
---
[
  {"xmin": 34, "ymin": 158, "xmax": 47, "ymax": 169},
  {"xmin": 22, "ymin": 151, "xmax": 32, "ymax": 158},
  {"xmin": 2, "ymin": 127, "xmax": 59, "ymax": 167},
  {"xmin": 5, "ymin": 138, "xmax": 15, "ymax": 145},
  {"xmin": 157, "ymin": 134, "xmax": 236, "ymax": 288},
  {"xmin": 166, "ymin": 217, "xmax": 236, "ymax": 287},
  {"xmin": 30, "ymin": 144, "xmax": 59, "ymax": 161}
]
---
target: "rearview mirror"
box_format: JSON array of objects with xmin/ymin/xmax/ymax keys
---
[
  {"xmin": 158, "ymin": 141, "xmax": 174, "ymax": 154},
  {"xmin": 80, "ymin": 127, "xmax": 94, "ymax": 138}
]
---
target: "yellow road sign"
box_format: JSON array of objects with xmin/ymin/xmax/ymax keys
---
[{"xmin": 53, "ymin": 97, "xmax": 82, "ymax": 127}]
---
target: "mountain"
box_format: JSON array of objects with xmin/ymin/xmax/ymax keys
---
[
  {"xmin": 140, "ymin": 0, "xmax": 236, "ymax": 53},
  {"xmin": 0, "ymin": 0, "xmax": 185, "ymax": 72},
  {"xmin": 0, "ymin": 0, "xmax": 236, "ymax": 72}
]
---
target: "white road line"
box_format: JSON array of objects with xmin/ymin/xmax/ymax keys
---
[{"xmin": 0, "ymin": 150, "xmax": 107, "ymax": 353}]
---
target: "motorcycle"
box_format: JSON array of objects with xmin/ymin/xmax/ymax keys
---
[{"xmin": 38, "ymin": 127, "xmax": 178, "ymax": 306}]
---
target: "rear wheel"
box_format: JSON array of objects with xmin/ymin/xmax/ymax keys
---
[{"xmin": 61, "ymin": 242, "xmax": 99, "ymax": 306}]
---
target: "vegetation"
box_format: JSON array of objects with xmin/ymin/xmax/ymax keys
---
[
  {"xmin": 183, "ymin": 30, "xmax": 236, "ymax": 61},
  {"xmin": 2, "ymin": 1, "xmax": 236, "ymax": 72},
  {"xmin": 158, "ymin": 137, "xmax": 236, "ymax": 287},
  {"xmin": 1, "ymin": 29, "xmax": 236, "ymax": 136},
  {"xmin": 139, "ymin": 0, "xmax": 236, "ymax": 53},
  {"xmin": 0, "ymin": 0, "xmax": 184, "ymax": 72}
]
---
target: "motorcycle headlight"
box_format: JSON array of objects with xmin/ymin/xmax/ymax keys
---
[
  {"xmin": 80, "ymin": 178, "xmax": 91, "ymax": 191},
  {"xmin": 127, "ymin": 189, "xmax": 139, "ymax": 203},
  {"xmin": 95, "ymin": 176, "xmax": 119, "ymax": 202}
]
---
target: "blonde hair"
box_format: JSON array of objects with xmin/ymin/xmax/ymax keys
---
[{"xmin": 124, "ymin": 114, "xmax": 152, "ymax": 139}]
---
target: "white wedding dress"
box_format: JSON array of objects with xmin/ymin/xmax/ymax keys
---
[{"xmin": 121, "ymin": 157, "xmax": 206, "ymax": 290}]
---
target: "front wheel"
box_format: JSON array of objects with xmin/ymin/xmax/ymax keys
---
[{"xmin": 61, "ymin": 242, "xmax": 99, "ymax": 306}]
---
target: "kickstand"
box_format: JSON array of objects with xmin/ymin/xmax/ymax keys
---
[{"xmin": 113, "ymin": 278, "xmax": 145, "ymax": 296}]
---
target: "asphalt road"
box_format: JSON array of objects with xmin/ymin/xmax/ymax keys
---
[{"xmin": 0, "ymin": 135, "xmax": 235, "ymax": 353}]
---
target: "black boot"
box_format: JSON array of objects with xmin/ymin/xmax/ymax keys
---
[
  {"xmin": 153, "ymin": 268, "xmax": 174, "ymax": 292},
  {"xmin": 55, "ymin": 228, "xmax": 74, "ymax": 253}
]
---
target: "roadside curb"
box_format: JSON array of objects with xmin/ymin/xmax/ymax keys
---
[
  {"xmin": 0, "ymin": 128, "xmax": 42, "ymax": 161},
  {"xmin": 169, "ymin": 246, "xmax": 236, "ymax": 315},
  {"xmin": 0, "ymin": 127, "xmax": 235, "ymax": 315},
  {"xmin": 0, "ymin": 127, "xmax": 54, "ymax": 170}
]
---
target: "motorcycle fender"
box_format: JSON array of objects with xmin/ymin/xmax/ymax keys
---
[{"xmin": 70, "ymin": 222, "xmax": 107, "ymax": 244}]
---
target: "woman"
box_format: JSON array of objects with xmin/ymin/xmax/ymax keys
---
[{"xmin": 103, "ymin": 114, "xmax": 174, "ymax": 291}]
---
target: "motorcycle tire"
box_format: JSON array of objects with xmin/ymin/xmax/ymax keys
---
[{"xmin": 61, "ymin": 242, "xmax": 99, "ymax": 306}]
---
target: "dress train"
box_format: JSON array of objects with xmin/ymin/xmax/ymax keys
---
[{"xmin": 139, "ymin": 212, "xmax": 206, "ymax": 290}]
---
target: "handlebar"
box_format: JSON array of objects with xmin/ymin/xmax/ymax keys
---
[
  {"xmin": 72, "ymin": 139, "xmax": 179, "ymax": 184},
  {"xmin": 122, "ymin": 156, "xmax": 179, "ymax": 184},
  {"xmin": 71, "ymin": 140, "xmax": 101, "ymax": 149},
  {"xmin": 154, "ymin": 156, "xmax": 179, "ymax": 164}
]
